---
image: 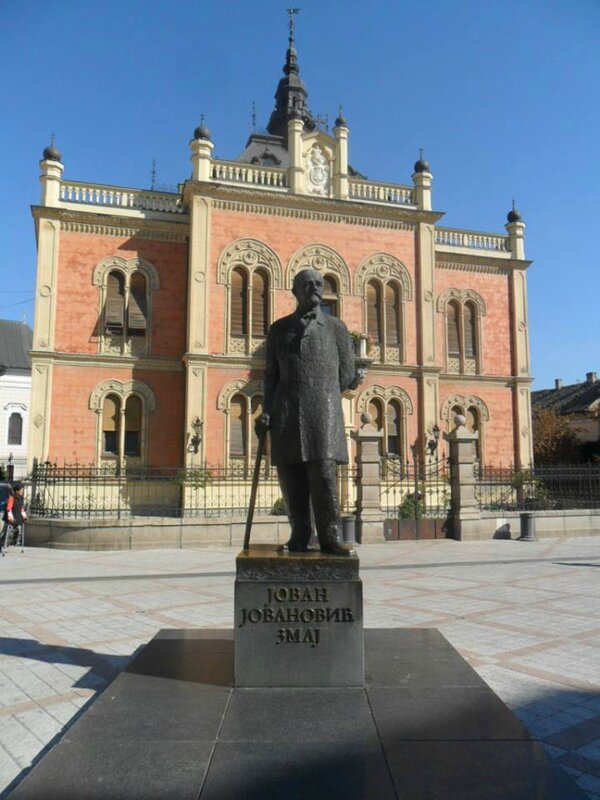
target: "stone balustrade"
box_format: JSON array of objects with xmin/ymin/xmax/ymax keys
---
[
  {"xmin": 348, "ymin": 178, "xmax": 415, "ymax": 206},
  {"xmin": 211, "ymin": 160, "xmax": 288, "ymax": 188},
  {"xmin": 435, "ymin": 227, "xmax": 510, "ymax": 252},
  {"xmin": 59, "ymin": 182, "xmax": 185, "ymax": 214}
]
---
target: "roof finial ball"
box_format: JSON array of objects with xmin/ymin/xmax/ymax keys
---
[
  {"xmin": 413, "ymin": 148, "xmax": 430, "ymax": 174},
  {"xmin": 507, "ymin": 198, "xmax": 523, "ymax": 223},
  {"xmin": 335, "ymin": 105, "xmax": 348, "ymax": 128},
  {"xmin": 194, "ymin": 114, "xmax": 211, "ymax": 141},
  {"xmin": 43, "ymin": 133, "xmax": 62, "ymax": 163}
]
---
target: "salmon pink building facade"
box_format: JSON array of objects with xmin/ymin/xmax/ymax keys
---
[{"xmin": 28, "ymin": 35, "xmax": 533, "ymax": 474}]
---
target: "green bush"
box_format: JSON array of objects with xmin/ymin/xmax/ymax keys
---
[{"xmin": 270, "ymin": 496, "xmax": 288, "ymax": 516}]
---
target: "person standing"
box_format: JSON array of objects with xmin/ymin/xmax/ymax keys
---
[
  {"xmin": 1, "ymin": 482, "xmax": 26, "ymax": 551},
  {"xmin": 257, "ymin": 268, "xmax": 361, "ymax": 555}
]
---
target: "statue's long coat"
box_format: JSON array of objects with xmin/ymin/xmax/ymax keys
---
[{"xmin": 264, "ymin": 308, "xmax": 356, "ymax": 466}]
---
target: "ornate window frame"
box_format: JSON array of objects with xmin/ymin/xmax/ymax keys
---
[
  {"xmin": 217, "ymin": 379, "xmax": 265, "ymax": 470},
  {"xmin": 437, "ymin": 288, "xmax": 486, "ymax": 374},
  {"xmin": 357, "ymin": 384, "xmax": 414, "ymax": 461},
  {"xmin": 356, "ymin": 254, "xmax": 413, "ymax": 364},
  {"xmin": 286, "ymin": 245, "xmax": 351, "ymax": 320},
  {"xmin": 217, "ymin": 239, "xmax": 283, "ymax": 357},
  {"xmin": 93, "ymin": 256, "xmax": 160, "ymax": 358},
  {"xmin": 89, "ymin": 379, "xmax": 156, "ymax": 467},
  {"xmin": 441, "ymin": 393, "xmax": 489, "ymax": 461}
]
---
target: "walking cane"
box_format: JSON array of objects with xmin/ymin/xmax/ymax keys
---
[
  {"xmin": 243, "ymin": 428, "xmax": 267, "ymax": 550},
  {"xmin": 21, "ymin": 521, "xmax": 25, "ymax": 553}
]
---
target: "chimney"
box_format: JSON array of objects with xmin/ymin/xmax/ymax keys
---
[
  {"xmin": 554, "ymin": 379, "xmax": 563, "ymax": 390},
  {"xmin": 586, "ymin": 372, "xmax": 597, "ymax": 384}
]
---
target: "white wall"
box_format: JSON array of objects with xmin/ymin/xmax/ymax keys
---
[{"xmin": 0, "ymin": 369, "xmax": 31, "ymax": 475}]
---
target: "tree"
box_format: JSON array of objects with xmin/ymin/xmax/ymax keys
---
[{"xmin": 532, "ymin": 409, "xmax": 580, "ymax": 464}]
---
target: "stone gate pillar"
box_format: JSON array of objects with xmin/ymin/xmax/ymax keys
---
[
  {"xmin": 444, "ymin": 417, "xmax": 481, "ymax": 540},
  {"xmin": 352, "ymin": 427, "xmax": 385, "ymax": 543}
]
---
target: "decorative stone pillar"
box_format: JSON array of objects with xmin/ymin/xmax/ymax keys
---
[
  {"xmin": 333, "ymin": 111, "xmax": 349, "ymax": 200},
  {"xmin": 506, "ymin": 207, "xmax": 526, "ymax": 260},
  {"xmin": 506, "ymin": 205, "xmax": 533, "ymax": 467},
  {"xmin": 352, "ymin": 427, "xmax": 385, "ymax": 543},
  {"xmin": 444, "ymin": 418, "xmax": 481, "ymax": 540},
  {"xmin": 287, "ymin": 113, "xmax": 304, "ymax": 194},
  {"xmin": 412, "ymin": 152, "xmax": 432, "ymax": 211},
  {"xmin": 190, "ymin": 122, "xmax": 214, "ymax": 182},
  {"xmin": 39, "ymin": 158, "xmax": 64, "ymax": 207}
]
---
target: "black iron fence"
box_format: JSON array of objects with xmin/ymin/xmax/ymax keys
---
[
  {"xmin": 380, "ymin": 455, "xmax": 451, "ymax": 519},
  {"xmin": 27, "ymin": 461, "xmax": 359, "ymax": 520},
  {"xmin": 476, "ymin": 463, "xmax": 600, "ymax": 513}
]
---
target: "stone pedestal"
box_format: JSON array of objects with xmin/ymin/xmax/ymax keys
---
[{"xmin": 234, "ymin": 544, "xmax": 364, "ymax": 688}]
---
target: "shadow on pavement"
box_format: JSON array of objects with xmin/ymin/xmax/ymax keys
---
[{"xmin": 0, "ymin": 637, "xmax": 142, "ymax": 799}]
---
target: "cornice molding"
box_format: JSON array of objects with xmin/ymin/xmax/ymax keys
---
[
  {"xmin": 31, "ymin": 206, "xmax": 189, "ymax": 242},
  {"xmin": 183, "ymin": 181, "xmax": 441, "ymax": 230},
  {"xmin": 30, "ymin": 351, "xmax": 183, "ymax": 372},
  {"xmin": 439, "ymin": 373, "xmax": 524, "ymax": 387},
  {"xmin": 436, "ymin": 259, "xmax": 510, "ymax": 276}
]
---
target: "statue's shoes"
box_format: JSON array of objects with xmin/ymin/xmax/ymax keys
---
[
  {"xmin": 320, "ymin": 541, "xmax": 355, "ymax": 556},
  {"xmin": 277, "ymin": 540, "xmax": 309, "ymax": 553}
]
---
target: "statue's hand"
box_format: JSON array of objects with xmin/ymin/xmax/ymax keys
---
[
  {"xmin": 255, "ymin": 413, "xmax": 271, "ymax": 436},
  {"xmin": 348, "ymin": 368, "xmax": 367, "ymax": 390}
]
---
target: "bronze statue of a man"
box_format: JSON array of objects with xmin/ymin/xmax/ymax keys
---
[{"xmin": 258, "ymin": 268, "xmax": 360, "ymax": 555}]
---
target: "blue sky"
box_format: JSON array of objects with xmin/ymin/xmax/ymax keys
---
[{"xmin": 1, "ymin": 0, "xmax": 598, "ymax": 389}]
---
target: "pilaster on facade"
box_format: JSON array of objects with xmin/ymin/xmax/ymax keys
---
[
  {"xmin": 187, "ymin": 194, "xmax": 212, "ymax": 355},
  {"xmin": 27, "ymin": 359, "xmax": 53, "ymax": 467},
  {"xmin": 31, "ymin": 217, "xmax": 60, "ymax": 352},
  {"xmin": 184, "ymin": 361, "xmax": 207, "ymax": 467}
]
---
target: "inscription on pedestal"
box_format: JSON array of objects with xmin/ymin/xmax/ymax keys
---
[{"xmin": 234, "ymin": 546, "xmax": 364, "ymax": 687}]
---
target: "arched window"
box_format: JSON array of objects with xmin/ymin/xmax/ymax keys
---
[
  {"xmin": 464, "ymin": 302, "xmax": 477, "ymax": 359},
  {"xmin": 367, "ymin": 281, "xmax": 382, "ymax": 344},
  {"xmin": 102, "ymin": 394, "xmax": 120, "ymax": 455},
  {"xmin": 124, "ymin": 395, "xmax": 142, "ymax": 457},
  {"xmin": 100, "ymin": 261, "xmax": 155, "ymax": 357},
  {"xmin": 105, "ymin": 272, "xmax": 125, "ymax": 334},
  {"xmin": 446, "ymin": 301, "xmax": 461, "ymax": 358},
  {"xmin": 101, "ymin": 393, "xmax": 145, "ymax": 462},
  {"xmin": 228, "ymin": 392, "xmax": 266, "ymax": 471},
  {"xmin": 7, "ymin": 413, "xmax": 23, "ymax": 446},
  {"xmin": 443, "ymin": 397, "xmax": 486, "ymax": 462},
  {"xmin": 365, "ymin": 278, "xmax": 403, "ymax": 361},
  {"xmin": 128, "ymin": 273, "xmax": 148, "ymax": 336},
  {"xmin": 466, "ymin": 405, "xmax": 481, "ymax": 460},
  {"xmin": 368, "ymin": 397, "xmax": 405, "ymax": 459},
  {"xmin": 440, "ymin": 293, "xmax": 484, "ymax": 374},
  {"xmin": 231, "ymin": 268, "xmax": 248, "ymax": 337},
  {"xmin": 229, "ymin": 394, "xmax": 247, "ymax": 460},
  {"xmin": 385, "ymin": 283, "xmax": 401, "ymax": 346},
  {"xmin": 229, "ymin": 265, "xmax": 270, "ymax": 351},
  {"xmin": 321, "ymin": 274, "xmax": 339, "ymax": 317},
  {"xmin": 252, "ymin": 270, "xmax": 269, "ymax": 336},
  {"xmin": 386, "ymin": 400, "xmax": 403, "ymax": 456}
]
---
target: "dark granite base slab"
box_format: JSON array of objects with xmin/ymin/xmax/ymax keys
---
[{"xmin": 10, "ymin": 628, "xmax": 587, "ymax": 800}]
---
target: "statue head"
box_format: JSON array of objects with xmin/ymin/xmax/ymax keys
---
[{"xmin": 292, "ymin": 268, "xmax": 323, "ymax": 314}]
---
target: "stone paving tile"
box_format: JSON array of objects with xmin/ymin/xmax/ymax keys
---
[{"xmin": 0, "ymin": 538, "xmax": 599, "ymax": 798}]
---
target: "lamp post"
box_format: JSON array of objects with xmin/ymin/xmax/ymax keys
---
[
  {"xmin": 188, "ymin": 417, "xmax": 203, "ymax": 455},
  {"xmin": 409, "ymin": 440, "xmax": 421, "ymax": 539}
]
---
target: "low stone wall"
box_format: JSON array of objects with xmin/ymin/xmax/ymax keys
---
[
  {"xmin": 25, "ymin": 516, "xmax": 292, "ymax": 551},
  {"xmin": 459, "ymin": 509, "xmax": 600, "ymax": 541}
]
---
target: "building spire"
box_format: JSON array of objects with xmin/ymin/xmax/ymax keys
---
[{"xmin": 267, "ymin": 8, "xmax": 315, "ymax": 143}]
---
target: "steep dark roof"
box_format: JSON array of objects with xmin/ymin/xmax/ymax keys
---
[
  {"xmin": 532, "ymin": 379, "xmax": 600, "ymax": 415},
  {"xmin": 0, "ymin": 320, "xmax": 33, "ymax": 371}
]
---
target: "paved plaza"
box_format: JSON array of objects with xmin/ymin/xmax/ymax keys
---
[{"xmin": 0, "ymin": 537, "xmax": 599, "ymax": 798}]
